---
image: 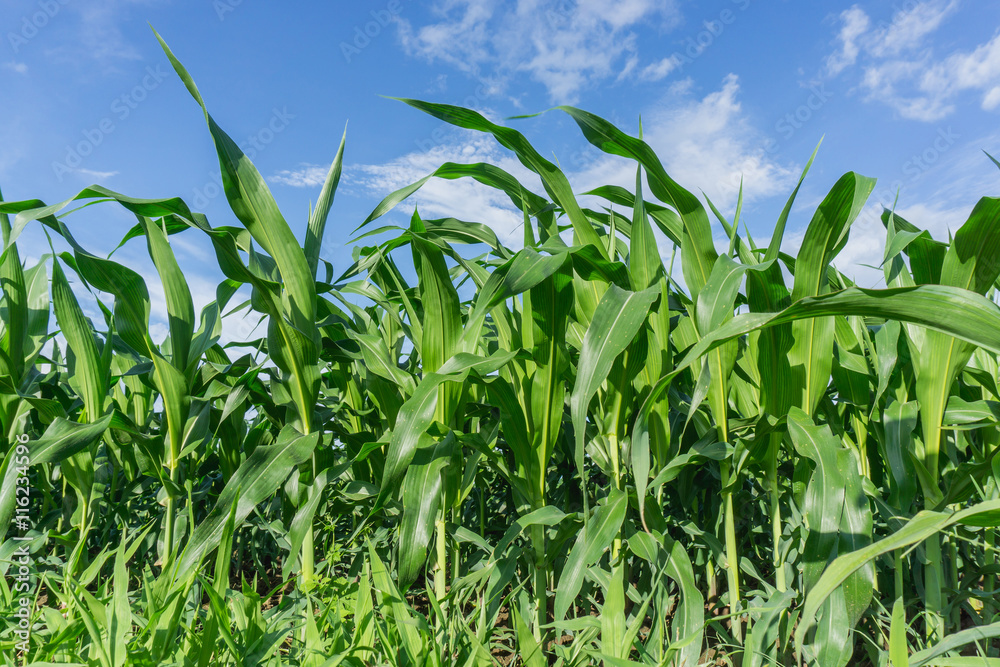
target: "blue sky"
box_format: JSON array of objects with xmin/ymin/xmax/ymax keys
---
[{"xmin": 2, "ymin": 0, "xmax": 999, "ymax": 340}]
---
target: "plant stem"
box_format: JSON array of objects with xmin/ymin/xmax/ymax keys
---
[
  {"xmin": 721, "ymin": 461, "xmax": 742, "ymax": 644},
  {"xmin": 610, "ymin": 433, "xmax": 622, "ymax": 560},
  {"xmin": 894, "ymin": 550, "xmax": 904, "ymax": 602},
  {"xmin": 435, "ymin": 515, "xmax": 447, "ymax": 603},
  {"xmin": 768, "ymin": 433, "xmax": 786, "ymax": 592},
  {"xmin": 531, "ymin": 522, "xmax": 547, "ymax": 641},
  {"xmin": 923, "ymin": 418, "xmax": 946, "ymax": 642},
  {"xmin": 925, "ymin": 533, "xmax": 944, "ymax": 641},
  {"xmin": 301, "ymin": 525, "xmax": 314, "ymax": 589},
  {"xmin": 163, "ymin": 468, "xmax": 179, "ymax": 573},
  {"xmin": 717, "ymin": 404, "xmax": 742, "ymax": 645}
]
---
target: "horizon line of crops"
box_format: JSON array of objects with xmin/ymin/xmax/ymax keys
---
[{"xmin": 0, "ymin": 29, "xmax": 999, "ymax": 666}]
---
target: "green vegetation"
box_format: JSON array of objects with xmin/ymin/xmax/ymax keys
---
[{"xmin": 1, "ymin": 35, "xmax": 999, "ymax": 666}]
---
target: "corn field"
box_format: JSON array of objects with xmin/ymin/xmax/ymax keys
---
[{"xmin": 1, "ymin": 35, "xmax": 1000, "ymax": 667}]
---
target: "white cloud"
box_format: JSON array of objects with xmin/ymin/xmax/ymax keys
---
[
  {"xmin": 833, "ymin": 200, "xmax": 969, "ymax": 287},
  {"xmin": 269, "ymin": 164, "xmax": 330, "ymax": 188},
  {"xmin": 74, "ymin": 1, "xmax": 145, "ymax": 62},
  {"xmin": 637, "ymin": 55, "xmax": 682, "ymax": 82},
  {"xmin": 983, "ymin": 86, "xmax": 1000, "ymax": 111},
  {"xmin": 397, "ymin": 0, "xmax": 495, "ymax": 75},
  {"xmin": 396, "ymin": 0, "xmax": 680, "ymax": 103},
  {"xmin": 75, "ymin": 168, "xmax": 119, "ymax": 180},
  {"xmin": 826, "ymin": 5, "xmax": 870, "ymax": 75},
  {"xmin": 863, "ymin": 31, "xmax": 1000, "ymax": 121},
  {"xmin": 350, "ymin": 74, "xmax": 796, "ymax": 254},
  {"xmin": 3, "ymin": 62, "xmax": 28, "ymax": 75},
  {"xmin": 824, "ymin": 1, "xmax": 1000, "ymax": 121},
  {"xmin": 868, "ymin": 0, "xmax": 958, "ymax": 57},
  {"xmin": 780, "ymin": 127, "xmax": 1000, "ymax": 288},
  {"xmin": 40, "ymin": 0, "xmax": 155, "ymax": 67},
  {"xmin": 348, "ymin": 134, "xmax": 541, "ymax": 247},
  {"xmin": 117, "ymin": 248, "xmax": 261, "ymax": 349},
  {"xmin": 575, "ymin": 75, "xmax": 798, "ymax": 214}
]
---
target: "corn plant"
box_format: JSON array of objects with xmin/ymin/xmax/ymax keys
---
[{"xmin": 1, "ymin": 30, "xmax": 1000, "ymax": 667}]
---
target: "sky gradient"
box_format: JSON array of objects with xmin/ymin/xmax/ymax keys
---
[{"xmin": 2, "ymin": 0, "xmax": 999, "ymax": 340}]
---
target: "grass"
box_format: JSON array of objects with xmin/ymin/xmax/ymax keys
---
[{"xmin": 0, "ymin": 32, "xmax": 999, "ymax": 666}]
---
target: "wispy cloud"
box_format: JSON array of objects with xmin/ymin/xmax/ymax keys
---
[
  {"xmin": 269, "ymin": 164, "xmax": 330, "ymax": 188},
  {"xmin": 76, "ymin": 168, "xmax": 119, "ymax": 180},
  {"xmin": 395, "ymin": 0, "xmax": 681, "ymax": 103},
  {"xmin": 40, "ymin": 0, "xmax": 156, "ymax": 67},
  {"xmin": 636, "ymin": 55, "xmax": 682, "ymax": 82},
  {"xmin": 348, "ymin": 134, "xmax": 539, "ymax": 247},
  {"xmin": 824, "ymin": 1, "xmax": 1000, "ymax": 121},
  {"xmin": 575, "ymin": 74, "xmax": 798, "ymax": 214},
  {"xmin": 349, "ymin": 74, "xmax": 796, "ymax": 253},
  {"xmin": 797, "ymin": 127, "xmax": 1000, "ymax": 288},
  {"xmin": 870, "ymin": 0, "xmax": 958, "ymax": 57},
  {"xmin": 3, "ymin": 62, "xmax": 28, "ymax": 75},
  {"xmin": 825, "ymin": 5, "xmax": 870, "ymax": 75},
  {"xmin": 833, "ymin": 200, "xmax": 969, "ymax": 287}
]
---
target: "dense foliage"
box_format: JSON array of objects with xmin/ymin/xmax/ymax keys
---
[{"xmin": 1, "ymin": 35, "xmax": 999, "ymax": 666}]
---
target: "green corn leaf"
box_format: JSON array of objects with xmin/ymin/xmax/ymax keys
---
[
  {"xmin": 553, "ymin": 487, "xmax": 627, "ymax": 622},
  {"xmin": 571, "ymin": 284, "xmax": 657, "ymax": 499},
  {"xmin": 801, "ymin": 588, "xmax": 854, "ymax": 667},
  {"xmin": 154, "ymin": 30, "xmax": 319, "ymax": 433},
  {"xmin": 397, "ymin": 434, "xmax": 454, "ymax": 590},
  {"xmin": 525, "ymin": 265, "xmax": 573, "ymax": 513},
  {"xmin": 138, "ymin": 217, "xmax": 195, "ymax": 372},
  {"xmin": 668, "ymin": 285, "xmax": 1000, "ymax": 386},
  {"xmin": 628, "ymin": 166, "xmax": 665, "ymax": 292},
  {"xmin": 663, "ymin": 536, "xmax": 704, "ymax": 667},
  {"xmin": 26, "ymin": 414, "xmax": 113, "ymax": 465},
  {"xmin": 0, "ymin": 243, "xmax": 28, "ymax": 385},
  {"xmin": 172, "ymin": 425, "xmax": 320, "ymax": 577},
  {"xmin": 583, "ymin": 183, "xmax": 683, "ymax": 245},
  {"xmin": 787, "ymin": 171, "xmax": 875, "ymax": 415},
  {"xmin": 396, "ymin": 99, "xmax": 607, "ymax": 256},
  {"xmin": 787, "ymin": 408, "xmax": 873, "ymax": 623},
  {"xmin": 554, "ymin": 106, "xmax": 717, "ymax": 294},
  {"xmin": 767, "ymin": 138, "xmax": 822, "ymax": 261},
  {"xmin": 0, "ymin": 415, "xmax": 113, "ymax": 540},
  {"xmin": 283, "ymin": 466, "xmax": 338, "ymax": 583},
  {"xmin": 795, "ymin": 498, "xmax": 1000, "ymax": 651},
  {"xmin": 305, "ymin": 127, "xmax": 346, "ymax": 280},
  {"xmin": 746, "ymin": 589, "xmax": 796, "ymax": 667},
  {"xmin": 377, "ymin": 350, "xmax": 517, "ymax": 504},
  {"xmin": 108, "ymin": 527, "xmax": 131, "ymax": 667},
  {"xmin": 906, "ymin": 198, "xmax": 1000, "ymax": 497},
  {"xmin": 512, "ymin": 603, "xmax": 546, "ymax": 667},
  {"xmin": 411, "ymin": 212, "xmax": 464, "ymax": 424},
  {"xmin": 51, "ymin": 258, "xmax": 106, "ymax": 421},
  {"xmin": 883, "ymin": 400, "xmax": 919, "ymax": 510},
  {"xmin": 601, "ymin": 563, "xmax": 627, "ymax": 659},
  {"xmin": 358, "ymin": 161, "xmax": 549, "ymax": 232},
  {"xmin": 909, "ymin": 623, "xmax": 1000, "ymax": 666},
  {"xmin": 367, "ymin": 540, "xmax": 425, "ymax": 664}
]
